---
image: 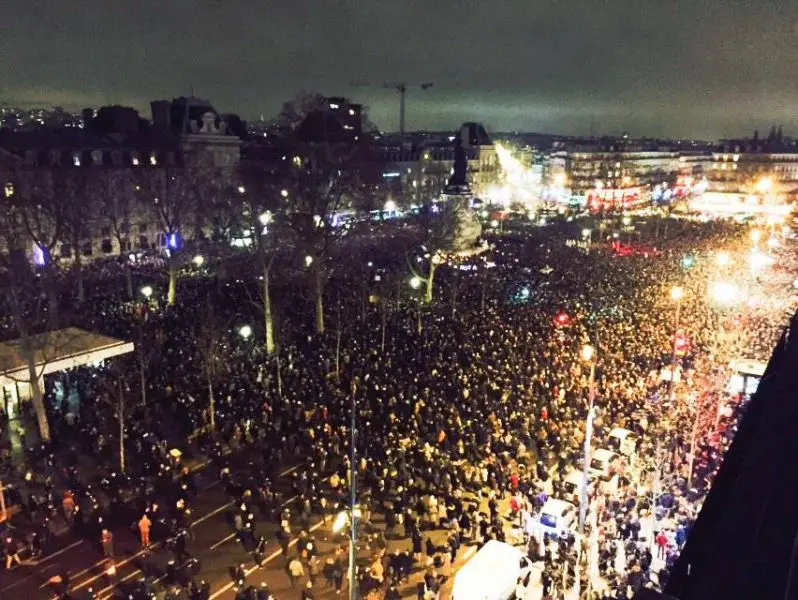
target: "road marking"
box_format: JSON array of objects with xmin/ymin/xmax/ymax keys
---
[
  {"xmin": 279, "ymin": 464, "xmax": 302, "ymax": 476},
  {"xmin": 210, "ymin": 532, "xmax": 238, "ymax": 550},
  {"xmin": 39, "ymin": 540, "xmax": 86, "ymax": 564},
  {"xmin": 68, "ymin": 499, "xmax": 234, "ymax": 593},
  {"xmin": 193, "ymin": 500, "xmax": 235, "ymax": 526},
  {"xmin": 208, "ymin": 519, "xmax": 325, "ymax": 600},
  {"xmin": 205, "ymin": 495, "xmax": 299, "ymax": 552},
  {"xmin": 85, "ymin": 465, "xmax": 306, "ymax": 597}
]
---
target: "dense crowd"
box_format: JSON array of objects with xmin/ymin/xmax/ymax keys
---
[{"xmin": 0, "ymin": 215, "xmax": 794, "ymax": 600}]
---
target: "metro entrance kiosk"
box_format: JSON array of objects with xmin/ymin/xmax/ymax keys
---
[{"xmin": 0, "ymin": 327, "xmax": 134, "ymax": 520}]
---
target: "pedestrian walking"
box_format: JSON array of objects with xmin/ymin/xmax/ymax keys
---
[
  {"xmin": 288, "ymin": 555, "xmax": 305, "ymax": 588},
  {"xmin": 101, "ymin": 529, "xmax": 114, "ymax": 559},
  {"xmin": 4, "ymin": 536, "xmax": 22, "ymax": 570},
  {"xmin": 138, "ymin": 514, "xmax": 152, "ymax": 547}
]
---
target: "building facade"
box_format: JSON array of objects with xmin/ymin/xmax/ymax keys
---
[
  {"xmin": 376, "ymin": 122, "xmax": 499, "ymax": 206},
  {"xmin": 547, "ymin": 139, "xmax": 680, "ymax": 209},
  {"xmin": 0, "ymin": 97, "xmax": 242, "ymax": 264}
]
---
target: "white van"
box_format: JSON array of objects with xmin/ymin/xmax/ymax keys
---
[
  {"xmin": 562, "ymin": 469, "xmax": 593, "ymax": 503},
  {"xmin": 588, "ymin": 449, "xmax": 621, "ymax": 480},
  {"xmin": 607, "ymin": 427, "xmax": 637, "ymax": 457},
  {"xmin": 452, "ymin": 540, "xmax": 532, "ymax": 600},
  {"xmin": 537, "ymin": 498, "xmax": 577, "ymax": 539}
]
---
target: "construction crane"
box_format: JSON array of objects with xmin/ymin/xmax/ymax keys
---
[{"xmin": 352, "ymin": 81, "xmax": 434, "ymax": 139}]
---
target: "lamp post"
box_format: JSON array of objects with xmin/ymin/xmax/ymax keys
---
[
  {"xmin": 668, "ymin": 286, "xmax": 684, "ymax": 403},
  {"xmin": 578, "ymin": 344, "xmax": 596, "ymax": 536},
  {"xmin": 348, "ymin": 380, "xmax": 358, "ymax": 600}
]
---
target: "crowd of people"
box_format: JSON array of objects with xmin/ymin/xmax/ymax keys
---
[{"xmin": 0, "ymin": 213, "xmax": 794, "ymax": 600}]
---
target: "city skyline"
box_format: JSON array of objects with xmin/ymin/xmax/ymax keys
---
[{"xmin": 2, "ymin": 1, "xmax": 797, "ymax": 139}]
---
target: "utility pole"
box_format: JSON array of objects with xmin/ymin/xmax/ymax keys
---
[{"xmin": 349, "ymin": 380, "xmax": 358, "ymax": 600}]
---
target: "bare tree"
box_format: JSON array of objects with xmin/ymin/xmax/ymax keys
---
[
  {"xmin": 98, "ymin": 358, "xmax": 138, "ymax": 473},
  {"xmin": 196, "ymin": 299, "xmax": 231, "ymax": 433},
  {"xmin": 60, "ymin": 169, "xmax": 101, "ymax": 303},
  {"xmin": 287, "ymin": 163, "xmax": 351, "ymax": 335},
  {"xmin": 100, "ymin": 169, "xmax": 137, "ymax": 298},
  {"xmin": 5, "ymin": 165, "xmax": 67, "ymax": 321}
]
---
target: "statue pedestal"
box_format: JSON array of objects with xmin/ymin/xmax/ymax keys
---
[{"xmin": 439, "ymin": 191, "xmax": 483, "ymax": 254}]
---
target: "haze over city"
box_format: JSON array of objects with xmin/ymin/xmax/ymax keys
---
[{"xmin": 2, "ymin": 0, "xmax": 798, "ymax": 138}]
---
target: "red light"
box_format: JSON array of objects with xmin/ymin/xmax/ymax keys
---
[{"xmin": 555, "ymin": 312, "xmax": 570, "ymax": 326}]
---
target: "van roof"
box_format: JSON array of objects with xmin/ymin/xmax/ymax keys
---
[
  {"xmin": 542, "ymin": 498, "xmax": 575, "ymax": 515},
  {"xmin": 609, "ymin": 427, "xmax": 635, "ymax": 438},
  {"xmin": 593, "ymin": 448, "xmax": 620, "ymax": 461}
]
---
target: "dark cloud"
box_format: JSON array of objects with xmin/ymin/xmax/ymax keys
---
[{"xmin": 1, "ymin": 0, "xmax": 796, "ymax": 138}]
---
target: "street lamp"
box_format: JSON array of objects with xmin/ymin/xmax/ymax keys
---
[
  {"xmin": 258, "ymin": 211, "xmax": 273, "ymax": 226},
  {"xmin": 140, "ymin": 285, "xmax": 153, "ymax": 299},
  {"xmin": 668, "ymin": 286, "xmax": 684, "ymax": 403},
  {"xmin": 304, "ymin": 255, "xmax": 314, "ymax": 268},
  {"xmin": 280, "ymin": 189, "xmax": 289, "ymax": 198},
  {"xmin": 578, "ymin": 343, "xmax": 596, "ymax": 535},
  {"xmin": 237, "ymin": 185, "xmax": 246, "ymax": 194},
  {"xmin": 410, "ymin": 276, "xmax": 422, "ymax": 289},
  {"xmin": 192, "ymin": 255, "xmax": 204, "ymax": 267},
  {"xmin": 710, "ymin": 281, "xmax": 741, "ymax": 306},
  {"xmin": 238, "ymin": 325, "xmax": 252, "ymax": 340},
  {"xmin": 384, "ymin": 199, "xmax": 397, "ymax": 212}
]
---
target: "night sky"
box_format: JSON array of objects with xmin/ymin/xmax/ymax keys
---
[{"xmin": 2, "ymin": 0, "xmax": 797, "ymax": 139}]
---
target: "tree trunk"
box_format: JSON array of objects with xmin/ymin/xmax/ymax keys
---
[
  {"xmin": 263, "ymin": 268, "xmax": 275, "ymax": 355},
  {"xmin": 28, "ymin": 362, "xmax": 50, "ymax": 442},
  {"xmin": 124, "ymin": 260, "xmax": 134, "ymax": 299},
  {"xmin": 381, "ymin": 300, "xmax": 387, "ymax": 352},
  {"xmin": 314, "ymin": 268, "xmax": 325, "ymax": 335},
  {"xmin": 207, "ymin": 371, "xmax": 215, "ymax": 432},
  {"xmin": 139, "ymin": 355, "xmax": 147, "ymax": 406},
  {"xmin": 167, "ymin": 258, "xmax": 178, "ymax": 305},
  {"xmin": 451, "ymin": 276, "xmax": 458, "ymax": 317},
  {"xmin": 424, "ymin": 262, "xmax": 437, "ymax": 304},
  {"xmin": 118, "ymin": 381, "xmax": 125, "ymax": 473},
  {"xmin": 73, "ymin": 245, "xmax": 85, "ymax": 303}
]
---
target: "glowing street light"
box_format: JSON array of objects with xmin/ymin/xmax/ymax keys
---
[
  {"xmin": 304, "ymin": 255, "xmax": 314, "ymax": 267},
  {"xmin": 258, "ymin": 211, "xmax": 273, "ymax": 226},
  {"xmin": 710, "ymin": 281, "xmax": 741, "ymax": 306},
  {"xmin": 140, "ymin": 285, "xmax": 153, "ymax": 299},
  {"xmin": 384, "ymin": 199, "xmax": 397, "ymax": 212},
  {"xmin": 280, "ymin": 189, "xmax": 289, "ymax": 198},
  {"xmin": 192, "ymin": 255, "xmax": 205, "ymax": 267},
  {"xmin": 237, "ymin": 185, "xmax": 246, "ymax": 194},
  {"xmin": 410, "ymin": 276, "xmax": 422, "ymax": 290},
  {"xmin": 755, "ymin": 177, "xmax": 773, "ymax": 194},
  {"xmin": 580, "ymin": 344, "xmax": 595, "ymax": 362},
  {"xmin": 716, "ymin": 251, "xmax": 730, "ymax": 266},
  {"xmin": 582, "ymin": 228, "xmax": 592, "ymax": 238},
  {"xmin": 749, "ymin": 250, "xmax": 774, "ymax": 271},
  {"xmin": 670, "ymin": 286, "xmax": 685, "ymax": 302},
  {"xmin": 238, "ymin": 325, "xmax": 253, "ymax": 340}
]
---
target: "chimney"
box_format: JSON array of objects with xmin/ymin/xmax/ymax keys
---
[
  {"xmin": 150, "ymin": 100, "xmax": 172, "ymax": 132},
  {"xmin": 81, "ymin": 108, "xmax": 94, "ymax": 130}
]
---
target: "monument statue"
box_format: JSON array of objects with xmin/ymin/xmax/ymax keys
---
[{"xmin": 438, "ymin": 137, "xmax": 483, "ymax": 254}]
